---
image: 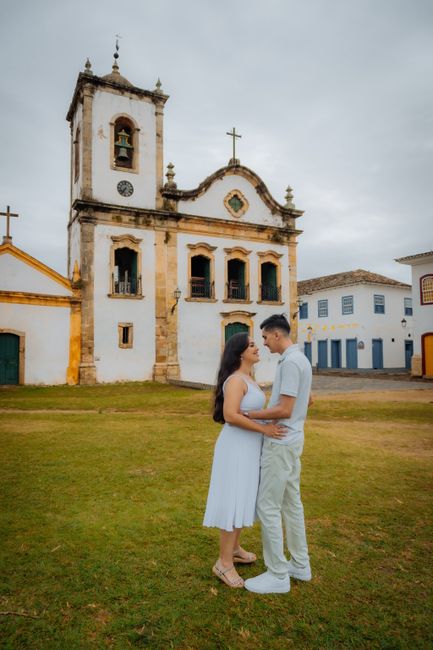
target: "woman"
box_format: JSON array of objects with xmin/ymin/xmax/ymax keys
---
[{"xmin": 203, "ymin": 332, "xmax": 286, "ymax": 588}]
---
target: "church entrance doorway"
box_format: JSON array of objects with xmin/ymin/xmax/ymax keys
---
[
  {"xmin": 225, "ymin": 322, "xmax": 249, "ymax": 342},
  {"xmin": 0, "ymin": 333, "xmax": 19, "ymax": 384}
]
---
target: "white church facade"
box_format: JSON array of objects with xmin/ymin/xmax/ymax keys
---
[{"xmin": 0, "ymin": 55, "xmax": 303, "ymax": 385}]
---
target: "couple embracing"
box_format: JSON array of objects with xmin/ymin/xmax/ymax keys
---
[{"xmin": 203, "ymin": 314, "xmax": 313, "ymax": 594}]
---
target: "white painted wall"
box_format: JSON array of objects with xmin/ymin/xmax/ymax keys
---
[
  {"xmin": 91, "ymin": 91, "xmax": 157, "ymax": 209},
  {"xmin": 92, "ymin": 223, "xmax": 156, "ymax": 382},
  {"xmin": 176, "ymin": 231, "xmax": 289, "ymax": 384},
  {"xmin": 1, "ymin": 302, "xmax": 70, "ymax": 384},
  {"xmin": 71, "ymin": 102, "xmax": 83, "ymax": 204},
  {"xmin": 178, "ymin": 174, "xmax": 284, "ymax": 227},
  {"xmin": 68, "ymin": 218, "xmax": 81, "ymax": 278},
  {"xmin": 298, "ymin": 284, "xmax": 413, "ymax": 369},
  {"xmin": 410, "ymin": 259, "xmax": 433, "ymax": 355},
  {"xmin": 0, "ymin": 253, "xmax": 72, "ymax": 296}
]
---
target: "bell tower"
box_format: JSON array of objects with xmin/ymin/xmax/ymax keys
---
[
  {"xmin": 65, "ymin": 50, "xmax": 169, "ymax": 385},
  {"xmin": 66, "ymin": 51, "xmax": 168, "ymax": 217}
]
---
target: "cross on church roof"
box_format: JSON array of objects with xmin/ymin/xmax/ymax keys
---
[
  {"xmin": 226, "ymin": 127, "xmax": 242, "ymax": 166},
  {"xmin": 0, "ymin": 205, "xmax": 19, "ymax": 244}
]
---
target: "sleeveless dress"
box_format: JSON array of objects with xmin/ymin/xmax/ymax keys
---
[{"xmin": 203, "ymin": 375, "xmax": 266, "ymax": 532}]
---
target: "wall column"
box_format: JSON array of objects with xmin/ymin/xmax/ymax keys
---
[
  {"xmin": 79, "ymin": 214, "xmax": 96, "ymax": 384},
  {"xmin": 288, "ymin": 238, "xmax": 299, "ymax": 342},
  {"xmin": 153, "ymin": 228, "xmax": 180, "ymax": 382},
  {"xmin": 153, "ymin": 229, "xmax": 168, "ymax": 382},
  {"xmin": 82, "ymin": 85, "xmax": 94, "ymax": 201},
  {"xmin": 155, "ymin": 100, "xmax": 164, "ymax": 210},
  {"xmin": 411, "ymin": 354, "xmax": 422, "ymax": 377}
]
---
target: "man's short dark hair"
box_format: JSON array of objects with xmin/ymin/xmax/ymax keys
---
[{"xmin": 260, "ymin": 314, "xmax": 291, "ymax": 335}]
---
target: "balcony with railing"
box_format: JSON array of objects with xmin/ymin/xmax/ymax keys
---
[
  {"xmin": 111, "ymin": 273, "xmax": 142, "ymax": 296},
  {"xmin": 190, "ymin": 277, "xmax": 214, "ymax": 299},
  {"xmin": 260, "ymin": 284, "xmax": 281, "ymax": 302},
  {"xmin": 226, "ymin": 280, "xmax": 249, "ymax": 301}
]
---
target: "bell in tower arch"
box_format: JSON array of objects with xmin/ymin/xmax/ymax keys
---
[{"xmin": 115, "ymin": 128, "xmax": 133, "ymax": 163}]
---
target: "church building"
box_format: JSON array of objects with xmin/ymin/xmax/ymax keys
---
[
  {"xmin": 0, "ymin": 53, "xmax": 304, "ymax": 386},
  {"xmin": 66, "ymin": 55, "xmax": 303, "ymax": 386}
]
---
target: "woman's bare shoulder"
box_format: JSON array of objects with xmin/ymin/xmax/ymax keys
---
[{"xmin": 223, "ymin": 373, "xmax": 249, "ymax": 392}]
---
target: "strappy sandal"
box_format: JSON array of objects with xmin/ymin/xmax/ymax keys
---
[
  {"xmin": 212, "ymin": 563, "xmax": 244, "ymax": 588},
  {"xmin": 233, "ymin": 548, "xmax": 257, "ymax": 564}
]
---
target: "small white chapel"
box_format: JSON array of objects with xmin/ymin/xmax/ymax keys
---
[{"xmin": 0, "ymin": 52, "xmax": 303, "ymax": 386}]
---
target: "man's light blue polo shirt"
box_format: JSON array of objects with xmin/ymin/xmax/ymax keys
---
[{"xmin": 268, "ymin": 343, "xmax": 312, "ymax": 448}]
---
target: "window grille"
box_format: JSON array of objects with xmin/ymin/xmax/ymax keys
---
[
  {"xmin": 421, "ymin": 275, "xmax": 433, "ymax": 304},
  {"xmin": 299, "ymin": 302, "xmax": 308, "ymax": 319}
]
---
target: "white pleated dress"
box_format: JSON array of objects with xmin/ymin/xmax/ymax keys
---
[{"xmin": 203, "ymin": 376, "xmax": 266, "ymax": 532}]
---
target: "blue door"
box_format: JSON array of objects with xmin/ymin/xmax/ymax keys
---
[
  {"xmin": 318, "ymin": 340, "xmax": 328, "ymax": 368},
  {"xmin": 346, "ymin": 338, "xmax": 358, "ymax": 369},
  {"xmin": 304, "ymin": 342, "xmax": 312, "ymax": 364},
  {"xmin": 372, "ymin": 339, "xmax": 383, "ymax": 369},
  {"xmin": 331, "ymin": 340, "xmax": 341, "ymax": 368},
  {"xmin": 405, "ymin": 340, "xmax": 413, "ymax": 370}
]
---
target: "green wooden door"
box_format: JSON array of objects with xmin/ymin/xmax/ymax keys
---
[
  {"xmin": 0, "ymin": 334, "xmax": 19, "ymax": 385},
  {"xmin": 225, "ymin": 322, "xmax": 249, "ymax": 342}
]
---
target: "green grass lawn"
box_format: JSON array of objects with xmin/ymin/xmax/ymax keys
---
[{"xmin": 1, "ymin": 383, "xmax": 432, "ymax": 649}]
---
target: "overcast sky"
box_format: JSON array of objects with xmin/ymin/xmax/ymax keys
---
[{"xmin": 1, "ymin": 0, "xmax": 432, "ymax": 283}]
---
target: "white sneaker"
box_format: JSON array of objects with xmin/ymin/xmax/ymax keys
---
[
  {"xmin": 244, "ymin": 571, "xmax": 290, "ymax": 594},
  {"xmin": 287, "ymin": 560, "xmax": 312, "ymax": 581}
]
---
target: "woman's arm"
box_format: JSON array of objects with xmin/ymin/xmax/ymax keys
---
[{"xmin": 246, "ymin": 394, "xmax": 296, "ymax": 421}]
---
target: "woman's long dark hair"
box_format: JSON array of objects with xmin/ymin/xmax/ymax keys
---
[{"xmin": 213, "ymin": 332, "xmax": 250, "ymax": 423}]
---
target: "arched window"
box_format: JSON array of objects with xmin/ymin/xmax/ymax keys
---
[
  {"xmin": 257, "ymin": 251, "xmax": 283, "ymax": 304},
  {"xmin": 260, "ymin": 262, "xmax": 279, "ymax": 301},
  {"xmin": 113, "ymin": 248, "xmax": 139, "ymax": 295},
  {"xmin": 220, "ymin": 311, "xmax": 255, "ymax": 349},
  {"xmin": 227, "ymin": 259, "xmax": 247, "ymax": 300},
  {"xmin": 74, "ymin": 126, "xmax": 80, "ymax": 182},
  {"xmin": 187, "ymin": 243, "xmax": 216, "ymax": 301},
  {"xmin": 225, "ymin": 321, "xmax": 249, "ymax": 342},
  {"xmin": 420, "ymin": 274, "xmax": 433, "ymax": 305},
  {"xmin": 109, "ymin": 235, "xmax": 143, "ymax": 298},
  {"xmin": 224, "ymin": 247, "xmax": 251, "ymax": 302},
  {"xmin": 191, "ymin": 255, "xmax": 212, "ymax": 298},
  {"xmin": 112, "ymin": 116, "xmax": 137, "ymax": 171}
]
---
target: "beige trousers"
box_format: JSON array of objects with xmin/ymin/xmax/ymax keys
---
[{"xmin": 256, "ymin": 438, "xmax": 310, "ymax": 578}]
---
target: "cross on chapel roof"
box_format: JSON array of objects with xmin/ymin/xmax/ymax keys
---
[{"xmin": 0, "ymin": 205, "xmax": 19, "ymax": 244}]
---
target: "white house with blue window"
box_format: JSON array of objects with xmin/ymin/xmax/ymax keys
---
[
  {"xmin": 396, "ymin": 251, "xmax": 433, "ymax": 377},
  {"xmin": 297, "ymin": 270, "xmax": 413, "ymax": 371}
]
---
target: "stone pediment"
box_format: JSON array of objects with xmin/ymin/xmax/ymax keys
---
[
  {"xmin": 0, "ymin": 243, "xmax": 73, "ymax": 297},
  {"xmin": 162, "ymin": 164, "xmax": 303, "ymax": 228}
]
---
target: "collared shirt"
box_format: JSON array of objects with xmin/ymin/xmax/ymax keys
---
[{"xmin": 268, "ymin": 343, "xmax": 312, "ymax": 447}]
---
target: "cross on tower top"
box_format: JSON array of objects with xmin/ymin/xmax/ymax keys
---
[
  {"xmin": 0, "ymin": 205, "xmax": 19, "ymax": 244},
  {"xmin": 226, "ymin": 127, "xmax": 242, "ymax": 166}
]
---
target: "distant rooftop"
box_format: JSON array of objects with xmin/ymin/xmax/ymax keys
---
[
  {"xmin": 395, "ymin": 251, "xmax": 433, "ymax": 265},
  {"xmin": 298, "ymin": 269, "xmax": 410, "ymax": 295}
]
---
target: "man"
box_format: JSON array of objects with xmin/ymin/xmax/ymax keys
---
[{"xmin": 243, "ymin": 314, "xmax": 313, "ymax": 594}]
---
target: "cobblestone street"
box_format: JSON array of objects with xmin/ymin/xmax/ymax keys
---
[{"xmin": 312, "ymin": 374, "xmax": 433, "ymax": 394}]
